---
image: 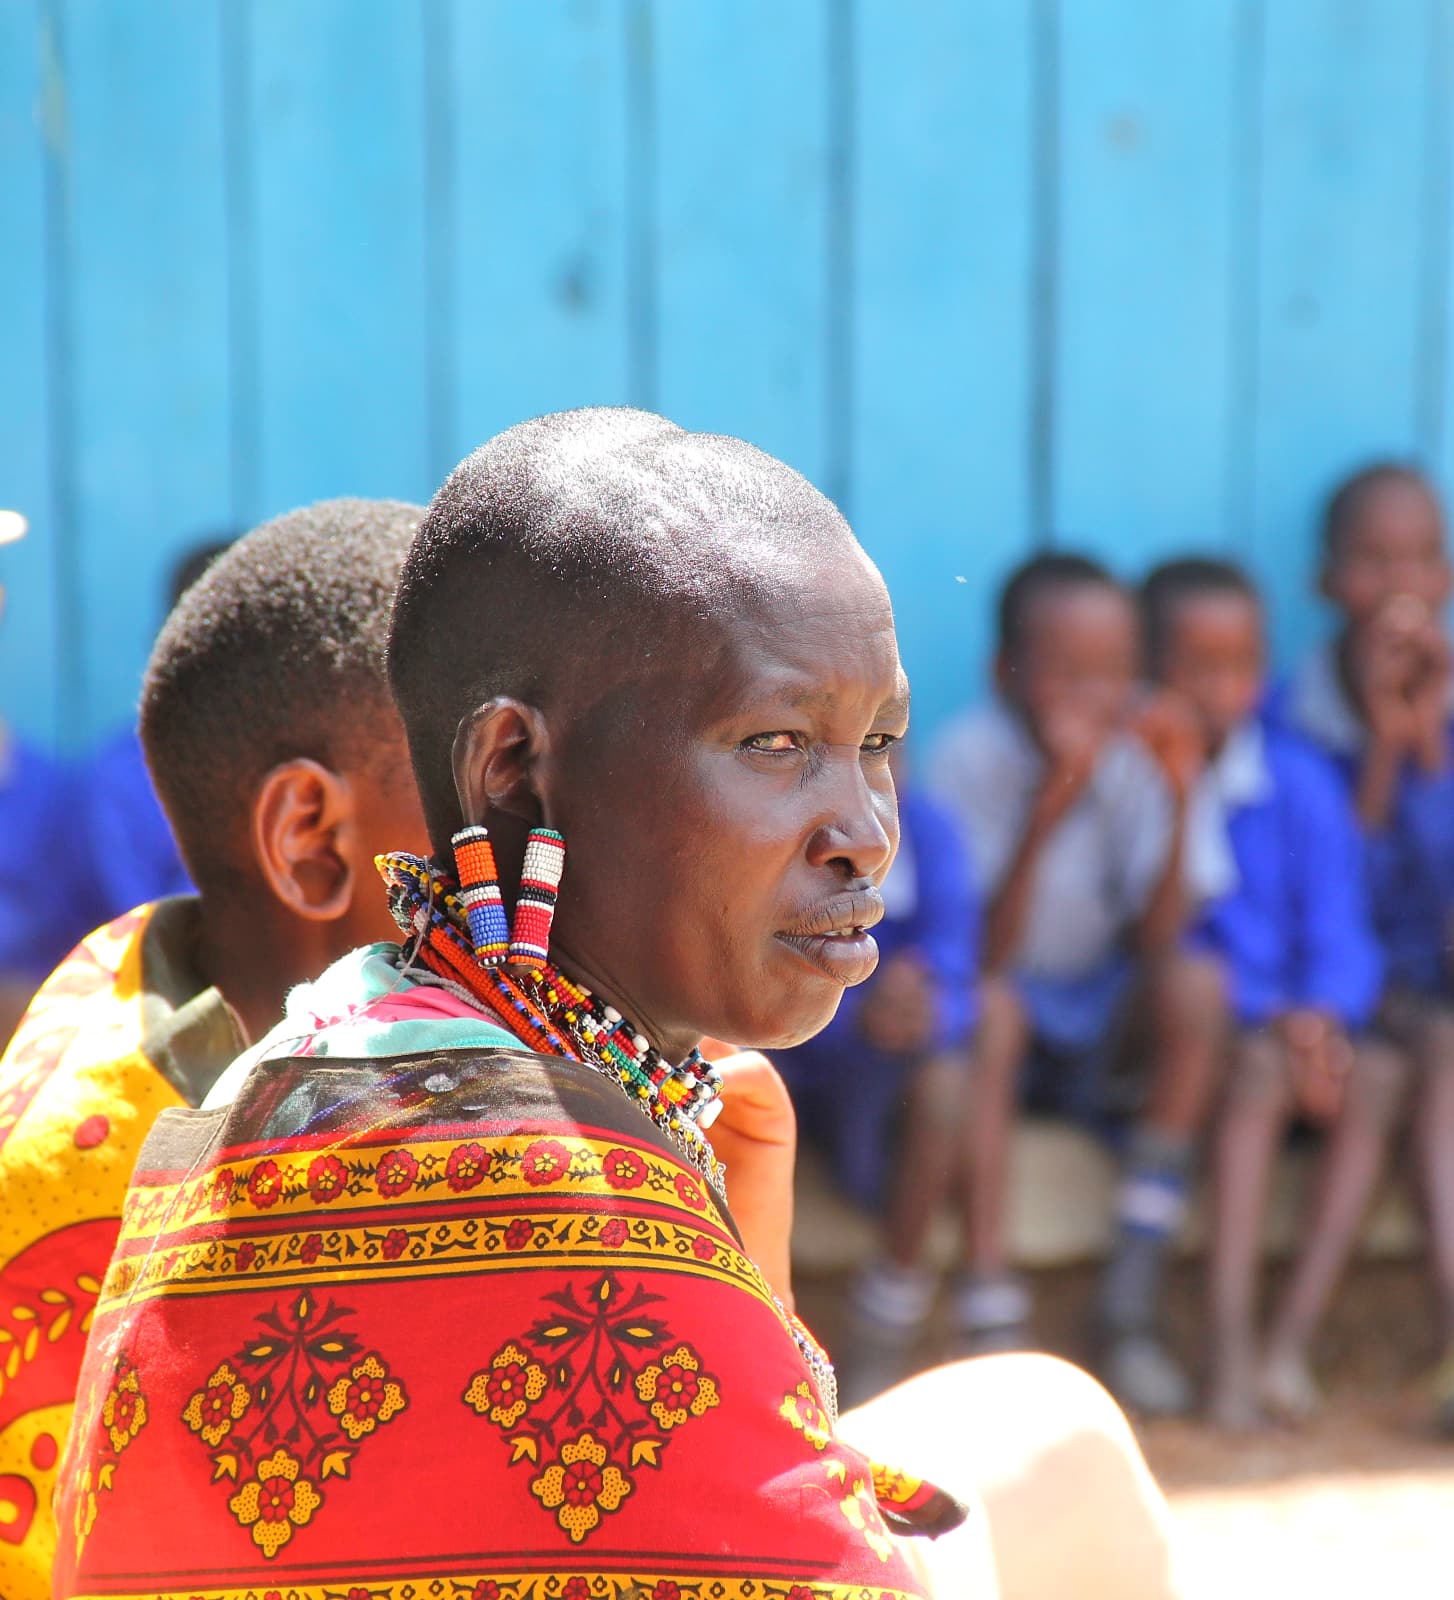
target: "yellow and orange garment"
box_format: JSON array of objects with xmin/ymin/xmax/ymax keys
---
[
  {"xmin": 56, "ymin": 1043, "xmax": 963, "ymax": 1600},
  {"xmin": 0, "ymin": 899, "xmax": 242, "ymax": 1600}
]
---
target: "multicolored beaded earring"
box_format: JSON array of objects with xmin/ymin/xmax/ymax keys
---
[
  {"xmin": 508, "ymin": 826, "xmax": 566, "ymax": 973},
  {"xmin": 451, "ymin": 825, "xmax": 509, "ymax": 966}
]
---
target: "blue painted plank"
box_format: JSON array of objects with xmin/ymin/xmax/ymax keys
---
[
  {"xmin": 651, "ymin": 0, "xmax": 832, "ymax": 486},
  {"xmin": 247, "ymin": 0, "xmax": 432, "ymax": 513},
  {"xmin": 1249, "ymin": 0, "xmax": 1434, "ymax": 670},
  {"xmin": 0, "ymin": 2, "xmax": 60, "ymax": 747},
  {"xmin": 447, "ymin": 0, "xmax": 632, "ymax": 464},
  {"xmin": 1052, "ymin": 1, "xmax": 1241, "ymax": 572},
  {"xmin": 851, "ymin": 0, "xmax": 1037, "ymax": 743},
  {"xmin": 59, "ymin": 0, "xmax": 234, "ymax": 743}
]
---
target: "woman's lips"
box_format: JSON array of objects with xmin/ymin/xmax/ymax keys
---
[{"xmin": 774, "ymin": 928, "xmax": 881, "ymax": 987}]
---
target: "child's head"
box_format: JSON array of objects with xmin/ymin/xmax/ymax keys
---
[
  {"xmin": 1320, "ymin": 462, "xmax": 1450, "ymax": 627},
  {"xmin": 995, "ymin": 553, "xmax": 1138, "ymax": 741},
  {"xmin": 141, "ymin": 499, "xmax": 429, "ymax": 957},
  {"xmin": 1141, "ymin": 558, "xmax": 1263, "ymax": 755}
]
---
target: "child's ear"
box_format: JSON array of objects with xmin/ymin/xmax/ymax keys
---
[
  {"xmin": 251, "ymin": 759, "xmax": 356, "ymax": 923},
  {"xmin": 452, "ymin": 697, "xmax": 552, "ymax": 829}
]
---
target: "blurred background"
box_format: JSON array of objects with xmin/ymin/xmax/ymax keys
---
[{"xmin": 3, "ymin": 0, "xmax": 1450, "ymax": 749}]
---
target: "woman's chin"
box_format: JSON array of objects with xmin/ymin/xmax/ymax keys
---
[{"xmin": 717, "ymin": 992, "xmax": 848, "ymax": 1053}]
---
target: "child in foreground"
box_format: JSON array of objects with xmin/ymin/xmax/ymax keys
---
[
  {"xmin": 1141, "ymin": 558, "xmax": 1387, "ymax": 1429},
  {"xmin": 930, "ymin": 553, "xmax": 1227, "ymax": 1415},
  {"xmin": 1273, "ymin": 464, "xmax": 1454, "ymax": 1429}
]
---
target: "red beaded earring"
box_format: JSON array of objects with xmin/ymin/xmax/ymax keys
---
[{"xmin": 508, "ymin": 827, "xmax": 566, "ymax": 972}]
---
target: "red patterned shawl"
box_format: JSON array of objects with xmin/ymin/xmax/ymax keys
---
[{"xmin": 55, "ymin": 1045, "xmax": 961, "ymax": 1600}]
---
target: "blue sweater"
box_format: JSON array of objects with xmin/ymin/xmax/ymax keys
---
[{"xmin": 1191, "ymin": 725, "xmax": 1383, "ymax": 1030}]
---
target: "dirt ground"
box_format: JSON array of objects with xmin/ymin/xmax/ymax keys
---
[{"xmin": 798, "ymin": 1260, "xmax": 1454, "ymax": 1597}]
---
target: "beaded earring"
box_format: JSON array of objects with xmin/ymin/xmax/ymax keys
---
[
  {"xmin": 508, "ymin": 826, "xmax": 566, "ymax": 973},
  {"xmin": 451, "ymin": 825, "xmax": 510, "ymax": 966}
]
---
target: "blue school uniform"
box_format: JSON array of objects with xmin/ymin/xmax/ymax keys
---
[
  {"xmin": 777, "ymin": 788, "xmax": 979, "ymax": 1207},
  {"xmin": 86, "ymin": 727, "xmax": 192, "ymax": 921},
  {"xmin": 1271, "ymin": 644, "xmax": 1454, "ymax": 999},
  {"xmin": 0, "ymin": 735, "xmax": 101, "ymax": 984},
  {"xmin": 1189, "ymin": 719, "xmax": 1382, "ymax": 1031}
]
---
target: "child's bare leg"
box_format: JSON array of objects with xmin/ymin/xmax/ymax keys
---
[
  {"xmin": 1206, "ymin": 1030, "xmax": 1291, "ymax": 1430},
  {"xmin": 1413, "ymin": 1009, "xmax": 1454, "ymax": 1348},
  {"xmin": 840, "ymin": 1354, "xmax": 1185, "ymax": 1600},
  {"xmin": 1262, "ymin": 1037, "xmax": 1406, "ymax": 1419},
  {"xmin": 1099, "ymin": 952, "xmax": 1227, "ymax": 1415},
  {"xmin": 884, "ymin": 1048, "xmax": 971, "ymax": 1269},
  {"xmin": 962, "ymin": 976, "xmax": 1028, "ymax": 1277}
]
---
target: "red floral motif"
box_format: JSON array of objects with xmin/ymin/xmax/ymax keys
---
[
  {"xmin": 471, "ymin": 1584, "xmax": 502, "ymax": 1600},
  {"xmin": 307, "ymin": 1154, "xmax": 348, "ymax": 1204},
  {"xmin": 210, "ymin": 1168, "xmax": 235, "ymax": 1213},
  {"xmin": 249, "ymin": 1159, "xmax": 283, "ymax": 1209},
  {"xmin": 234, "ymin": 1241, "xmax": 257, "ymax": 1273},
  {"xmin": 300, "ymin": 1233, "xmax": 323, "ymax": 1265},
  {"xmin": 520, "ymin": 1138, "xmax": 571, "ymax": 1187},
  {"xmin": 653, "ymin": 1582, "xmax": 681, "ymax": 1600},
  {"xmin": 375, "ymin": 1147, "xmax": 418, "ymax": 1197},
  {"xmin": 786, "ymin": 1588, "xmax": 817, "ymax": 1600},
  {"xmin": 691, "ymin": 1234, "xmax": 716, "ymax": 1262},
  {"xmin": 673, "ymin": 1172, "xmax": 706, "ymax": 1211},
  {"xmin": 382, "ymin": 1228, "xmax": 408, "ymax": 1260},
  {"xmin": 601, "ymin": 1147, "xmax": 646, "ymax": 1190},
  {"xmin": 189, "ymin": 1293, "xmax": 406, "ymax": 1558},
  {"xmin": 464, "ymin": 1272, "xmax": 720, "ymax": 1546},
  {"xmin": 347, "ymin": 1589, "xmax": 371, "ymax": 1600},
  {"xmin": 599, "ymin": 1216, "xmax": 629, "ymax": 1248},
  {"xmin": 446, "ymin": 1141, "xmax": 488, "ymax": 1192},
  {"xmin": 504, "ymin": 1217, "xmax": 534, "ymax": 1250},
  {"xmin": 561, "ymin": 1580, "xmax": 590, "ymax": 1600}
]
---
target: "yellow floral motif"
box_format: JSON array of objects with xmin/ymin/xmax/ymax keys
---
[
  {"xmin": 529, "ymin": 1429, "xmax": 632, "ymax": 1543},
  {"xmin": 182, "ymin": 1361, "xmax": 252, "ymax": 1446},
  {"xmin": 228, "ymin": 1447, "xmax": 322, "ymax": 1557},
  {"xmin": 780, "ymin": 1379, "xmax": 831, "ymax": 1451},
  {"xmin": 463, "ymin": 1341, "xmax": 549, "ymax": 1429},
  {"xmin": 72, "ymin": 1463, "xmax": 98, "ymax": 1550},
  {"xmin": 839, "ymin": 1474, "xmax": 895, "ymax": 1563},
  {"xmin": 101, "ymin": 1362, "xmax": 148, "ymax": 1454},
  {"xmin": 325, "ymin": 1353, "xmax": 408, "ymax": 1441},
  {"xmin": 872, "ymin": 1461, "xmax": 924, "ymax": 1507},
  {"xmin": 633, "ymin": 1343, "xmax": 720, "ymax": 1431}
]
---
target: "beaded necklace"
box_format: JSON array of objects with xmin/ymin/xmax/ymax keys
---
[{"xmin": 376, "ymin": 852, "xmax": 725, "ymax": 1191}]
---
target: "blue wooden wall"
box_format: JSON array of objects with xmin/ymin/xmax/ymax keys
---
[{"xmin": 3, "ymin": 0, "xmax": 1452, "ymax": 753}]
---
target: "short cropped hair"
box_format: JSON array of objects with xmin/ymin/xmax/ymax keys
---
[
  {"xmin": 1140, "ymin": 556, "xmax": 1259, "ymax": 672},
  {"xmin": 996, "ymin": 551, "xmax": 1118, "ymax": 659},
  {"xmin": 388, "ymin": 406, "xmax": 855, "ymax": 856},
  {"xmin": 1322, "ymin": 461, "xmax": 1435, "ymax": 561},
  {"xmin": 141, "ymin": 498, "xmax": 423, "ymax": 890}
]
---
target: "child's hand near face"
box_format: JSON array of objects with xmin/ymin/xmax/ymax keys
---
[
  {"xmin": 856, "ymin": 950, "xmax": 937, "ymax": 1055},
  {"xmin": 1129, "ymin": 689, "xmax": 1205, "ymax": 803},
  {"xmin": 1275, "ymin": 1009, "xmax": 1352, "ymax": 1123},
  {"xmin": 1033, "ymin": 700, "xmax": 1108, "ymax": 823},
  {"xmin": 1355, "ymin": 596, "xmax": 1443, "ymax": 751}
]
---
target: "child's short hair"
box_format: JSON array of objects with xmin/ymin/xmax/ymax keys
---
[
  {"xmin": 996, "ymin": 551, "xmax": 1118, "ymax": 659},
  {"xmin": 1140, "ymin": 557, "xmax": 1259, "ymax": 673},
  {"xmin": 141, "ymin": 499, "xmax": 423, "ymax": 892},
  {"xmin": 1322, "ymin": 461, "xmax": 1435, "ymax": 562}
]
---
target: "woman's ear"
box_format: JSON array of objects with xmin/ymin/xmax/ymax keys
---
[
  {"xmin": 251, "ymin": 758, "xmax": 357, "ymax": 923},
  {"xmin": 452, "ymin": 698, "xmax": 552, "ymax": 829}
]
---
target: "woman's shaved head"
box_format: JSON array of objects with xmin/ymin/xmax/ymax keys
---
[{"xmin": 389, "ymin": 406, "xmax": 865, "ymax": 855}]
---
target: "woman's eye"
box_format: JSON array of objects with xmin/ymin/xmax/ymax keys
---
[{"xmin": 742, "ymin": 732, "xmax": 801, "ymax": 754}]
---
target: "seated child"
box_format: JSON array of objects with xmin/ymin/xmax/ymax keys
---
[
  {"xmin": 83, "ymin": 536, "xmax": 233, "ymax": 921},
  {"xmin": 931, "ymin": 553, "xmax": 1227, "ymax": 1416},
  {"xmin": 1271, "ymin": 462, "xmax": 1454, "ymax": 1428},
  {"xmin": 0, "ymin": 501, "xmax": 426, "ymax": 1600},
  {"xmin": 1141, "ymin": 558, "xmax": 1387, "ymax": 1429},
  {"xmin": 776, "ymin": 751, "xmax": 992, "ymax": 1400}
]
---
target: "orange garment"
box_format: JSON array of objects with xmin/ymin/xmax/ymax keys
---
[{"xmin": 0, "ymin": 901, "xmax": 242, "ymax": 1600}]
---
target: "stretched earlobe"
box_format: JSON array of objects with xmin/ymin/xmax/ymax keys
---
[{"xmin": 251, "ymin": 759, "xmax": 356, "ymax": 922}]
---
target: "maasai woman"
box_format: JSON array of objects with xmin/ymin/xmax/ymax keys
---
[{"xmin": 55, "ymin": 410, "xmax": 1175, "ymax": 1600}]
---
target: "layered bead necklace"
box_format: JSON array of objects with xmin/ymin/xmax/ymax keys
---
[{"xmin": 375, "ymin": 851, "xmax": 726, "ymax": 1192}]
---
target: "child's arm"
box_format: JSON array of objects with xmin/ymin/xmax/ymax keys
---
[
  {"xmin": 981, "ymin": 719, "xmax": 1097, "ymax": 971},
  {"xmin": 1129, "ymin": 693, "xmax": 1203, "ymax": 953}
]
